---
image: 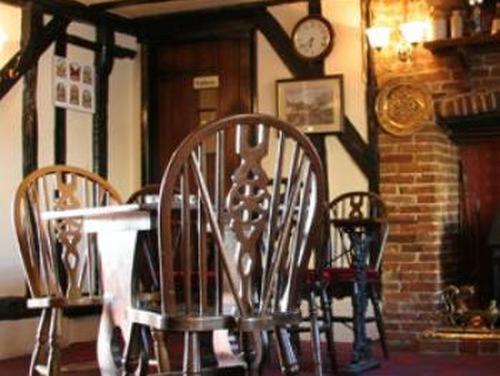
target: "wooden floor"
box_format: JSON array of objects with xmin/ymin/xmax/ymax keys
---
[{"xmin": 1, "ymin": 340, "xmax": 500, "ymax": 375}]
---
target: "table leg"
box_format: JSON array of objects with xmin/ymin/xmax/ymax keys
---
[
  {"xmin": 343, "ymin": 231, "xmax": 380, "ymax": 375},
  {"xmin": 97, "ymin": 230, "xmax": 138, "ymax": 375}
]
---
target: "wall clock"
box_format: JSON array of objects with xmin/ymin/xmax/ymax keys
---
[{"xmin": 291, "ymin": 15, "xmax": 335, "ymax": 61}]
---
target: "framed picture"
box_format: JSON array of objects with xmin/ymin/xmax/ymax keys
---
[
  {"xmin": 53, "ymin": 56, "xmax": 95, "ymax": 114},
  {"xmin": 276, "ymin": 75, "xmax": 344, "ymax": 134}
]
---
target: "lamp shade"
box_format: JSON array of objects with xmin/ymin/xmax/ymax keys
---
[
  {"xmin": 366, "ymin": 26, "xmax": 392, "ymax": 49},
  {"xmin": 400, "ymin": 21, "xmax": 425, "ymax": 44}
]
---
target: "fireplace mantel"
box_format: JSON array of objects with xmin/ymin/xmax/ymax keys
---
[{"xmin": 440, "ymin": 111, "xmax": 500, "ymax": 143}]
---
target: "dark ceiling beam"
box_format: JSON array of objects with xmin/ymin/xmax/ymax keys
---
[
  {"xmin": 90, "ymin": 0, "xmax": 178, "ymax": 11},
  {"xmin": 0, "ymin": 0, "xmax": 136, "ymax": 35},
  {"xmin": 0, "ymin": 0, "xmax": 26, "ymax": 6},
  {"xmin": 66, "ymin": 33, "xmax": 137, "ymax": 58},
  {"xmin": 136, "ymin": 5, "xmax": 262, "ymax": 41},
  {"xmin": 132, "ymin": 0, "xmax": 306, "ymax": 24}
]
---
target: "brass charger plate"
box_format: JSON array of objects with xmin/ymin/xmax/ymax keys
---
[{"xmin": 375, "ymin": 79, "xmax": 433, "ymax": 136}]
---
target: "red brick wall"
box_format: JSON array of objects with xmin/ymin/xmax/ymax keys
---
[
  {"xmin": 379, "ymin": 126, "xmax": 460, "ymax": 349},
  {"xmin": 371, "ymin": 1, "xmax": 500, "ymax": 349}
]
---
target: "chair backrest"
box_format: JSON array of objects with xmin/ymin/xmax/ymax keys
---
[
  {"xmin": 12, "ymin": 165, "xmax": 122, "ymax": 299},
  {"xmin": 327, "ymin": 191, "xmax": 388, "ymax": 270},
  {"xmin": 127, "ymin": 184, "xmax": 160, "ymax": 204},
  {"xmin": 157, "ymin": 113, "xmax": 326, "ymax": 319}
]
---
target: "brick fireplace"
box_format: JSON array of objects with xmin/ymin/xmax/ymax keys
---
[{"xmin": 372, "ymin": 1, "xmax": 500, "ymax": 353}]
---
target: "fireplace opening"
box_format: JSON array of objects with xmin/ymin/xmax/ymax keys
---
[{"xmin": 459, "ymin": 137, "xmax": 500, "ymax": 309}]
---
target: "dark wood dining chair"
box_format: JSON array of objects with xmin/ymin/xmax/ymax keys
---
[
  {"xmin": 12, "ymin": 165, "xmax": 122, "ymax": 376},
  {"xmin": 121, "ymin": 113, "xmax": 326, "ymax": 375},
  {"xmin": 316, "ymin": 191, "xmax": 389, "ymax": 361}
]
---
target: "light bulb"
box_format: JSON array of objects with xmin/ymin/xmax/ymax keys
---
[
  {"xmin": 366, "ymin": 26, "xmax": 392, "ymax": 50},
  {"xmin": 400, "ymin": 21, "xmax": 425, "ymax": 44}
]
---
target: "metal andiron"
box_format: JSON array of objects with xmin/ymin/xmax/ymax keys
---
[{"xmin": 438, "ymin": 285, "xmax": 500, "ymax": 330}]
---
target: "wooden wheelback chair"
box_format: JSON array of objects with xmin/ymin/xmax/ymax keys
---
[
  {"xmin": 121, "ymin": 113, "xmax": 326, "ymax": 375},
  {"xmin": 12, "ymin": 165, "xmax": 122, "ymax": 375}
]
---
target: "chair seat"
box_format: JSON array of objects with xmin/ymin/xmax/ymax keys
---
[
  {"xmin": 307, "ymin": 267, "xmax": 380, "ymax": 285},
  {"xmin": 128, "ymin": 307, "xmax": 300, "ymax": 332},
  {"xmin": 128, "ymin": 308, "xmax": 236, "ymax": 331},
  {"xmin": 27, "ymin": 296, "xmax": 102, "ymax": 309}
]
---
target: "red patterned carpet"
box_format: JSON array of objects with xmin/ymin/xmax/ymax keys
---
[{"xmin": 1, "ymin": 340, "xmax": 499, "ymax": 375}]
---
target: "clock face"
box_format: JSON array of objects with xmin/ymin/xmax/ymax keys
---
[{"xmin": 292, "ymin": 16, "xmax": 334, "ymax": 60}]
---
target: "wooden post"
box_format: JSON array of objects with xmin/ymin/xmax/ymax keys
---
[
  {"xmin": 362, "ymin": 0, "xmax": 380, "ymax": 193},
  {"xmin": 93, "ymin": 25, "xmax": 114, "ymax": 178},
  {"xmin": 54, "ymin": 36, "xmax": 67, "ymax": 165},
  {"xmin": 307, "ymin": 0, "xmax": 329, "ymax": 199},
  {"xmin": 21, "ymin": 3, "xmax": 43, "ymax": 177}
]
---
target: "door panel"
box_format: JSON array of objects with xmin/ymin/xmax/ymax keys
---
[{"xmin": 153, "ymin": 38, "xmax": 252, "ymax": 182}]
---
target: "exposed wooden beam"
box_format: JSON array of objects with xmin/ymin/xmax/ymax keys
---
[
  {"xmin": 133, "ymin": 0, "xmax": 305, "ymax": 26},
  {"xmin": 362, "ymin": 0, "xmax": 379, "ymax": 192},
  {"xmin": 54, "ymin": 36, "xmax": 67, "ymax": 165},
  {"xmin": 93, "ymin": 25, "xmax": 114, "ymax": 178},
  {"xmin": 137, "ymin": 6, "xmax": 260, "ymax": 42},
  {"xmin": 91, "ymin": 0, "xmax": 178, "ymax": 11},
  {"xmin": 141, "ymin": 45, "xmax": 157, "ymax": 185},
  {"xmin": 255, "ymin": 9, "xmax": 323, "ymax": 78},
  {"xmin": 0, "ymin": 0, "xmax": 136, "ymax": 35},
  {"xmin": 0, "ymin": 16, "xmax": 70, "ymax": 100},
  {"xmin": 66, "ymin": 34, "xmax": 137, "ymax": 58},
  {"xmin": 21, "ymin": 2, "xmax": 42, "ymax": 177},
  {"xmin": 338, "ymin": 117, "xmax": 375, "ymax": 180}
]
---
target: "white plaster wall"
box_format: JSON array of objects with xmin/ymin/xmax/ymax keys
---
[
  {"xmin": 0, "ymin": 4, "xmax": 25, "ymax": 298},
  {"xmin": 0, "ymin": 4, "xmax": 140, "ymax": 358}
]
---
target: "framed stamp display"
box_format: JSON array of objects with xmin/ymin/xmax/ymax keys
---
[{"xmin": 53, "ymin": 56, "xmax": 95, "ymax": 114}]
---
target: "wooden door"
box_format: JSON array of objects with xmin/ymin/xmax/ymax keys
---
[
  {"xmin": 460, "ymin": 138, "xmax": 500, "ymax": 302},
  {"xmin": 152, "ymin": 38, "xmax": 252, "ymax": 182}
]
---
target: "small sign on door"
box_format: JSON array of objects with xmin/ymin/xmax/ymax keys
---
[{"xmin": 193, "ymin": 75, "xmax": 219, "ymax": 90}]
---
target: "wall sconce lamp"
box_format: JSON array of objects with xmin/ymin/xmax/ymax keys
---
[{"xmin": 366, "ymin": 20, "xmax": 426, "ymax": 62}]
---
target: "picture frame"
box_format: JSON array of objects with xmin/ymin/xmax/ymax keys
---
[
  {"xmin": 276, "ymin": 75, "xmax": 344, "ymax": 134},
  {"xmin": 53, "ymin": 56, "xmax": 95, "ymax": 114}
]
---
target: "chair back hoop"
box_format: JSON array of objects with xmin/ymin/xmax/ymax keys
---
[
  {"xmin": 328, "ymin": 191, "xmax": 388, "ymax": 270},
  {"xmin": 12, "ymin": 165, "xmax": 122, "ymax": 299},
  {"xmin": 127, "ymin": 184, "xmax": 160, "ymax": 204},
  {"xmin": 157, "ymin": 113, "xmax": 326, "ymax": 321}
]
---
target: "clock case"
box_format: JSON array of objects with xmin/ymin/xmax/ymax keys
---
[{"xmin": 291, "ymin": 14, "xmax": 335, "ymax": 61}]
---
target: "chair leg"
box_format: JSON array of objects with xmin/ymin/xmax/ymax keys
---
[
  {"xmin": 183, "ymin": 331, "xmax": 201, "ymax": 374},
  {"xmin": 47, "ymin": 307, "xmax": 62, "ymax": 376},
  {"xmin": 122, "ymin": 323, "xmax": 144, "ymax": 376},
  {"xmin": 369, "ymin": 286, "xmax": 389, "ymax": 360},
  {"xmin": 319, "ymin": 287, "xmax": 338, "ymax": 372},
  {"xmin": 151, "ymin": 328, "xmax": 170, "ymax": 372},
  {"xmin": 275, "ymin": 327, "xmax": 299, "ymax": 376},
  {"xmin": 241, "ymin": 330, "xmax": 263, "ymax": 376},
  {"xmin": 308, "ymin": 290, "xmax": 323, "ymax": 376},
  {"xmin": 289, "ymin": 324, "xmax": 301, "ymax": 360},
  {"xmin": 30, "ymin": 308, "xmax": 51, "ymax": 376}
]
